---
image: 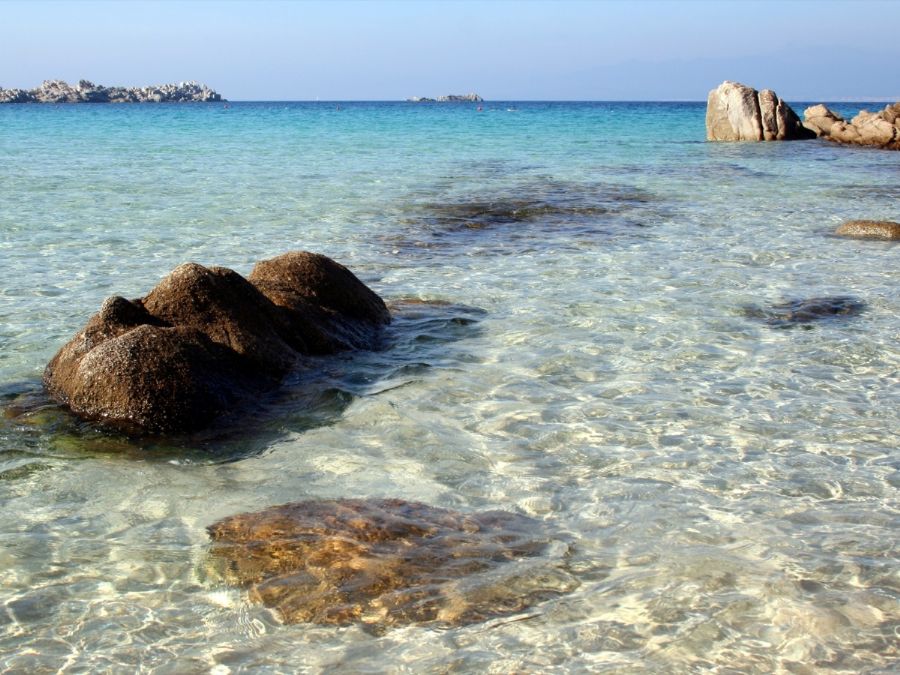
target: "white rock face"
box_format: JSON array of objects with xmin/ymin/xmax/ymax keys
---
[
  {"xmin": 706, "ymin": 81, "xmax": 814, "ymax": 141},
  {"xmin": 0, "ymin": 80, "xmax": 223, "ymax": 103}
]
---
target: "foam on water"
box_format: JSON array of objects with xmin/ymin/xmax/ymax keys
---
[{"xmin": 0, "ymin": 101, "xmax": 897, "ymax": 672}]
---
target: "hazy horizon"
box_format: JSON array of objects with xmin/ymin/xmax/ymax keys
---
[{"xmin": 3, "ymin": 0, "xmax": 899, "ymax": 102}]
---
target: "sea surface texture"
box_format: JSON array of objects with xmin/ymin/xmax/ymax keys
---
[{"xmin": 0, "ymin": 101, "xmax": 897, "ymax": 672}]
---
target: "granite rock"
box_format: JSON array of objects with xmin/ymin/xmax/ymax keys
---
[
  {"xmin": 706, "ymin": 81, "xmax": 814, "ymax": 142},
  {"xmin": 804, "ymin": 102, "xmax": 900, "ymax": 150},
  {"xmin": 43, "ymin": 252, "xmax": 389, "ymax": 434}
]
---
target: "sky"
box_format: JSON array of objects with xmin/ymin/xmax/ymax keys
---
[{"xmin": 2, "ymin": 0, "xmax": 899, "ymax": 101}]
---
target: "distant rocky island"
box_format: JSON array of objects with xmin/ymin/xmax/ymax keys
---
[
  {"xmin": 407, "ymin": 93, "xmax": 483, "ymax": 103},
  {"xmin": 0, "ymin": 79, "xmax": 223, "ymax": 104}
]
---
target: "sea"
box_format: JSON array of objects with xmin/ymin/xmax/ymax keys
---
[{"xmin": 0, "ymin": 101, "xmax": 897, "ymax": 673}]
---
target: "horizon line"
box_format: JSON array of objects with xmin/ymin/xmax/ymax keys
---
[{"xmin": 220, "ymin": 97, "xmax": 898, "ymax": 103}]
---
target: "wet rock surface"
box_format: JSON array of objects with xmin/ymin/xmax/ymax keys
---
[
  {"xmin": 834, "ymin": 220, "xmax": 900, "ymax": 241},
  {"xmin": 206, "ymin": 498, "xmax": 576, "ymax": 631},
  {"xmin": 0, "ymin": 79, "xmax": 222, "ymax": 103},
  {"xmin": 43, "ymin": 252, "xmax": 389, "ymax": 435},
  {"xmin": 743, "ymin": 296, "xmax": 865, "ymax": 328},
  {"xmin": 706, "ymin": 81, "xmax": 814, "ymax": 142},
  {"xmin": 804, "ymin": 103, "xmax": 900, "ymax": 150}
]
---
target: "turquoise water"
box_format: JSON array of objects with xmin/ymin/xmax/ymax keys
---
[{"xmin": 0, "ymin": 101, "xmax": 898, "ymax": 672}]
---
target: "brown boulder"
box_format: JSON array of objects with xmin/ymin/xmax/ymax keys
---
[
  {"xmin": 206, "ymin": 498, "xmax": 576, "ymax": 630},
  {"xmin": 43, "ymin": 251, "xmax": 390, "ymax": 434},
  {"xmin": 249, "ymin": 251, "xmax": 390, "ymax": 353},
  {"xmin": 47, "ymin": 325, "xmax": 264, "ymax": 433},
  {"xmin": 835, "ymin": 220, "xmax": 900, "ymax": 240},
  {"xmin": 142, "ymin": 263, "xmax": 298, "ymax": 374}
]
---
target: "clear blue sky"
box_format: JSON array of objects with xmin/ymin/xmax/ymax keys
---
[{"xmin": 2, "ymin": 0, "xmax": 898, "ymax": 101}]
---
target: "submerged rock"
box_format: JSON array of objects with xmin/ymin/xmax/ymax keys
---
[
  {"xmin": 804, "ymin": 103, "xmax": 900, "ymax": 150},
  {"xmin": 706, "ymin": 81, "xmax": 814, "ymax": 142},
  {"xmin": 834, "ymin": 220, "xmax": 900, "ymax": 240},
  {"xmin": 206, "ymin": 498, "xmax": 575, "ymax": 631},
  {"xmin": 43, "ymin": 252, "xmax": 389, "ymax": 434},
  {"xmin": 743, "ymin": 296, "xmax": 865, "ymax": 328}
]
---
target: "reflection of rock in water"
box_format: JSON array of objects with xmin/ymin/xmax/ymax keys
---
[
  {"xmin": 206, "ymin": 498, "xmax": 576, "ymax": 631},
  {"xmin": 743, "ymin": 296, "xmax": 865, "ymax": 328}
]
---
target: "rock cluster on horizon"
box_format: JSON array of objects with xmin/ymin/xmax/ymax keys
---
[
  {"xmin": 407, "ymin": 93, "xmax": 483, "ymax": 103},
  {"xmin": 804, "ymin": 103, "xmax": 900, "ymax": 150},
  {"xmin": 0, "ymin": 79, "xmax": 222, "ymax": 103},
  {"xmin": 706, "ymin": 81, "xmax": 815, "ymax": 141},
  {"xmin": 43, "ymin": 251, "xmax": 389, "ymax": 434}
]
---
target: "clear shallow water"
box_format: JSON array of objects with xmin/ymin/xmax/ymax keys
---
[{"xmin": 0, "ymin": 101, "xmax": 898, "ymax": 672}]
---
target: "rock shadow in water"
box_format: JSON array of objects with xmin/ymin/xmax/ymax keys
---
[
  {"xmin": 386, "ymin": 177, "xmax": 659, "ymax": 254},
  {"xmin": 1, "ymin": 300, "xmax": 485, "ymax": 464},
  {"xmin": 742, "ymin": 296, "xmax": 865, "ymax": 329},
  {"xmin": 204, "ymin": 498, "xmax": 577, "ymax": 633}
]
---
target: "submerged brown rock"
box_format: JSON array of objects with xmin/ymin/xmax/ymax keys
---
[
  {"xmin": 206, "ymin": 498, "xmax": 576, "ymax": 630},
  {"xmin": 43, "ymin": 252, "xmax": 389, "ymax": 434},
  {"xmin": 835, "ymin": 220, "xmax": 900, "ymax": 241}
]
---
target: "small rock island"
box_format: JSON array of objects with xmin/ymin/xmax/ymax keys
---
[
  {"xmin": 0, "ymin": 79, "xmax": 223, "ymax": 103},
  {"xmin": 407, "ymin": 93, "xmax": 483, "ymax": 103}
]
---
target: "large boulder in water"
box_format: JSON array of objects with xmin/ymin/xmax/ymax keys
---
[
  {"xmin": 43, "ymin": 252, "xmax": 389, "ymax": 434},
  {"xmin": 205, "ymin": 498, "xmax": 576, "ymax": 631},
  {"xmin": 706, "ymin": 81, "xmax": 815, "ymax": 142}
]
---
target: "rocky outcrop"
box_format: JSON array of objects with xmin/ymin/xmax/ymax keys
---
[
  {"xmin": 803, "ymin": 103, "xmax": 900, "ymax": 150},
  {"xmin": 206, "ymin": 498, "xmax": 576, "ymax": 630},
  {"xmin": 835, "ymin": 220, "xmax": 900, "ymax": 240},
  {"xmin": 706, "ymin": 81, "xmax": 815, "ymax": 141},
  {"xmin": 0, "ymin": 80, "xmax": 222, "ymax": 103},
  {"xmin": 437, "ymin": 93, "xmax": 483, "ymax": 102},
  {"xmin": 407, "ymin": 93, "xmax": 483, "ymax": 103},
  {"xmin": 43, "ymin": 252, "xmax": 389, "ymax": 434}
]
